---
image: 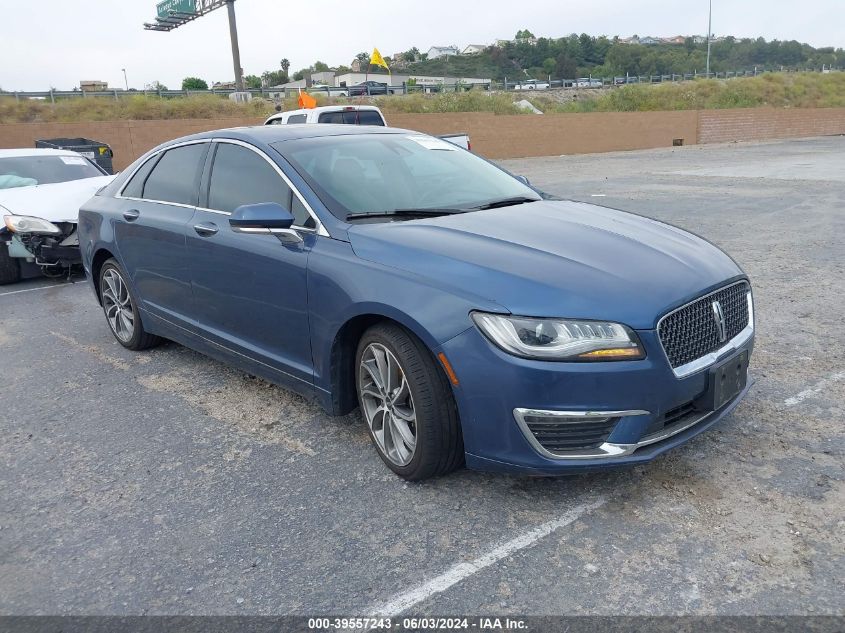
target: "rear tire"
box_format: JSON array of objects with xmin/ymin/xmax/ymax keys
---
[
  {"xmin": 355, "ymin": 323, "xmax": 464, "ymax": 480},
  {"xmin": 99, "ymin": 258, "xmax": 162, "ymax": 351},
  {"xmin": 0, "ymin": 245, "xmax": 21, "ymax": 285}
]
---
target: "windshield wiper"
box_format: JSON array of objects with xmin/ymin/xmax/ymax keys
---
[
  {"xmin": 471, "ymin": 196, "xmax": 540, "ymax": 210},
  {"xmin": 346, "ymin": 208, "xmax": 466, "ymax": 221}
]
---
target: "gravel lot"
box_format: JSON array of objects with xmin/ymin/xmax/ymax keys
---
[{"xmin": 1, "ymin": 137, "xmax": 843, "ymax": 618}]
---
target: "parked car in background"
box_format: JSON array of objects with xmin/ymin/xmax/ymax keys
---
[
  {"xmin": 265, "ymin": 105, "xmax": 386, "ymax": 126},
  {"xmin": 79, "ymin": 124, "xmax": 754, "ymax": 480},
  {"xmin": 576, "ymin": 78, "xmax": 604, "ymax": 87},
  {"xmin": 348, "ymin": 81, "xmax": 391, "ymax": 96},
  {"xmin": 0, "ymin": 149, "xmax": 113, "ymax": 284},
  {"xmin": 514, "ymin": 79, "xmax": 550, "ymax": 90},
  {"xmin": 264, "ymin": 106, "xmax": 471, "ymax": 150}
]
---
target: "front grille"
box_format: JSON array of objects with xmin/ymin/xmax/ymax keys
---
[
  {"xmin": 522, "ymin": 414, "xmax": 619, "ymax": 453},
  {"xmin": 658, "ymin": 282, "xmax": 750, "ymax": 369}
]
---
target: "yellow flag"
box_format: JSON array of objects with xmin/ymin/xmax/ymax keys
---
[{"xmin": 371, "ymin": 48, "xmax": 389, "ymax": 71}]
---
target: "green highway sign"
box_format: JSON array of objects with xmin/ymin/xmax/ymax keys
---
[{"xmin": 156, "ymin": 0, "xmax": 196, "ymax": 18}]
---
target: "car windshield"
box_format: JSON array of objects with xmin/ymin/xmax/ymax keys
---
[
  {"xmin": 0, "ymin": 155, "xmax": 103, "ymax": 189},
  {"xmin": 276, "ymin": 134, "xmax": 540, "ymax": 221}
]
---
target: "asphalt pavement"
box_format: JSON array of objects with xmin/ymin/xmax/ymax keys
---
[{"xmin": 1, "ymin": 137, "xmax": 843, "ymax": 619}]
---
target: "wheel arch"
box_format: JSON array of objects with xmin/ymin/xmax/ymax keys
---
[
  {"xmin": 90, "ymin": 248, "xmax": 117, "ymax": 304},
  {"xmin": 326, "ymin": 308, "xmax": 452, "ymax": 417}
]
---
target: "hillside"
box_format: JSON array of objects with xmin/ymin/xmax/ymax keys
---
[{"xmin": 405, "ymin": 36, "xmax": 843, "ymax": 81}]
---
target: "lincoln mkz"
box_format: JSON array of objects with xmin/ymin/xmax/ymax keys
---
[{"xmin": 78, "ymin": 125, "xmax": 753, "ymax": 479}]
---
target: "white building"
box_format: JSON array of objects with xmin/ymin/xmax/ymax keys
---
[
  {"xmin": 461, "ymin": 44, "xmax": 486, "ymax": 55},
  {"xmin": 427, "ymin": 45, "xmax": 460, "ymax": 59}
]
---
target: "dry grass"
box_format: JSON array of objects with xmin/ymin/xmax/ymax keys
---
[
  {"xmin": 531, "ymin": 72, "xmax": 845, "ymax": 113},
  {"xmin": 1, "ymin": 73, "xmax": 843, "ymax": 123}
]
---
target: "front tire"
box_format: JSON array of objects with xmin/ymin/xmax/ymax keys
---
[
  {"xmin": 99, "ymin": 258, "xmax": 161, "ymax": 350},
  {"xmin": 0, "ymin": 245, "xmax": 21, "ymax": 285},
  {"xmin": 355, "ymin": 323, "xmax": 463, "ymax": 480}
]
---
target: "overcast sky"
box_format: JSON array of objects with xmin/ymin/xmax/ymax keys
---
[{"xmin": 1, "ymin": 0, "xmax": 841, "ymax": 91}]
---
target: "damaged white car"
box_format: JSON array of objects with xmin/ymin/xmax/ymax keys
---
[{"xmin": 0, "ymin": 148, "xmax": 114, "ymax": 284}]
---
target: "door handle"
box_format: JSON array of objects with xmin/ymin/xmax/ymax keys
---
[
  {"xmin": 193, "ymin": 222, "xmax": 219, "ymax": 237},
  {"xmin": 123, "ymin": 209, "xmax": 140, "ymax": 222}
]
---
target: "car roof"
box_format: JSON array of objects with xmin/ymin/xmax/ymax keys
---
[
  {"xmin": 0, "ymin": 148, "xmax": 84, "ymax": 158},
  {"xmin": 167, "ymin": 123, "xmax": 412, "ymax": 146}
]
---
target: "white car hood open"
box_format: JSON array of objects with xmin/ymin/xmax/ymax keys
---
[{"xmin": 0, "ymin": 175, "xmax": 114, "ymax": 223}]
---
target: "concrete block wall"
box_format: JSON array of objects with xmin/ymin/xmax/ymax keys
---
[{"xmin": 1, "ymin": 108, "xmax": 844, "ymax": 169}]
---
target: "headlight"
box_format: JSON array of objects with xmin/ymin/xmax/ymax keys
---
[
  {"xmin": 471, "ymin": 312, "xmax": 645, "ymax": 361},
  {"xmin": 3, "ymin": 215, "xmax": 61, "ymax": 235}
]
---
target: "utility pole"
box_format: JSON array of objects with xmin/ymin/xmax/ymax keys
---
[
  {"xmin": 122, "ymin": 68, "xmax": 129, "ymax": 91},
  {"xmin": 706, "ymin": 0, "xmax": 713, "ymax": 77},
  {"xmin": 226, "ymin": 0, "xmax": 244, "ymax": 91}
]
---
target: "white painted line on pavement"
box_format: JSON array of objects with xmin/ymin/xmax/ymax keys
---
[
  {"xmin": 365, "ymin": 497, "xmax": 606, "ymax": 617},
  {"xmin": 0, "ymin": 283, "xmax": 76, "ymax": 297},
  {"xmin": 784, "ymin": 371, "xmax": 845, "ymax": 406}
]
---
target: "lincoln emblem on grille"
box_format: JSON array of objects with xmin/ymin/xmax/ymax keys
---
[{"xmin": 712, "ymin": 300, "xmax": 727, "ymax": 343}]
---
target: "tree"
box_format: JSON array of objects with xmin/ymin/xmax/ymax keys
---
[
  {"xmin": 515, "ymin": 29, "xmax": 535, "ymax": 40},
  {"xmin": 554, "ymin": 52, "xmax": 577, "ymax": 79},
  {"xmin": 146, "ymin": 80, "xmax": 168, "ymax": 91},
  {"xmin": 292, "ymin": 69, "xmax": 307, "ymax": 81},
  {"xmin": 355, "ymin": 51, "xmax": 371, "ymax": 65},
  {"xmin": 313, "ymin": 60, "xmax": 330, "ymax": 72},
  {"xmin": 244, "ymin": 74, "xmax": 262, "ymax": 89},
  {"xmin": 280, "ymin": 58, "xmax": 290, "ymax": 75},
  {"xmin": 262, "ymin": 70, "xmax": 288, "ymax": 86},
  {"xmin": 181, "ymin": 77, "xmax": 207, "ymax": 90}
]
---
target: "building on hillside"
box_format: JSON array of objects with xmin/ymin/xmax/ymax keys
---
[
  {"xmin": 311, "ymin": 71, "xmax": 335, "ymax": 85},
  {"xmin": 693, "ymin": 35, "xmax": 708, "ymax": 44},
  {"xmin": 618, "ymin": 36, "xmax": 640, "ymax": 45},
  {"xmin": 514, "ymin": 36, "xmax": 538, "ymax": 45},
  {"xmin": 638, "ymin": 36, "xmax": 661, "ymax": 45},
  {"xmin": 663, "ymin": 35, "xmax": 686, "ymax": 44},
  {"xmin": 80, "ymin": 80, "xmax": 108, "ymax": 91},
  {"xmin": 493, "ymin": 39, "xmax": 511, "ymax": 47},
  {"xmin": 427, "ymin": 45, "xmax": 460, "ymax": 59},
  {"xmin": 461, "ymin": 44, "xmax": 487, "ymax": 55}
]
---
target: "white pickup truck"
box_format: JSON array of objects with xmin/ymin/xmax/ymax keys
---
[{"xmin": 264, "ymin": 105, "xmax": 471, "ymax": 151}]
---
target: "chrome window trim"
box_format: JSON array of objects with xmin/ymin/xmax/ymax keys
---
[
  {"xmin": 513, "ymin": 408, "xmax": 649, "ymax": 460},
  {"xmin": 656, "ymin": 282, "xmax": 754, "ymax": 379},
  {"xmin": 115, "ymin": 137, "xmax": 329, "ymax": 237},
  {"xmin": 116, "ymin": 138, "xmax": 209, "ymax": 201}
]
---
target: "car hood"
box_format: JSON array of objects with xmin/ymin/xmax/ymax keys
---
[
  {"xmin": 0, "ymin": 175, "xmax": 115, "ymax": 223},
  {"xmin": 347, "ymin": 200, "xmax": 745, "ymax": 329}
]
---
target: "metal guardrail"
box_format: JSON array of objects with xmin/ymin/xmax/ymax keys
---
[{"xmin": 2, "ymin": 68, "xmax": 839, "ymax": 102}]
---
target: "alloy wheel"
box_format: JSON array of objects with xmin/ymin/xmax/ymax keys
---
[
  {"xmin": 101, "ymin": 268, "xmax": 134, "ymax": 343},
  {"xmin": 359, "ymin": 343, "xmax": 417, "ymax": 466}
]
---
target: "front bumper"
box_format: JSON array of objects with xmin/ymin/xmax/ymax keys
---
[
  {"xmin": 439, "ymin": 325, "xmax": 754, "ymax": 475},
  {"xmin": 7, "ymin": 226, "xmax": 81, "ymax": 267}
]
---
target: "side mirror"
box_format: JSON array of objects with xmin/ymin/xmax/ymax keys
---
[
  {"xmin": 229, "ymin": 202, "xmax": 302, "ymax": 243},
  {"xmin": 516, "ymin": 175, "xmax": 531, "ymax": 185}
]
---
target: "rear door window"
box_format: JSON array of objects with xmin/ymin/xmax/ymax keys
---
[
  {"xmin": 142, "ymin": 143, "xmax": 207, "ymax": 206},
  {"xmin": 287, "ymin": 114, "xmax": 307, "ymax": 124},
  {"xmin": 122, "ymin": 154, "xmax": 160, "ymax": 198}
]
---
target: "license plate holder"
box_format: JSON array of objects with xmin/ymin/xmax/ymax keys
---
[{"xmin": 697, "ymin": 350, "xmax": 749, "ymax": 411}]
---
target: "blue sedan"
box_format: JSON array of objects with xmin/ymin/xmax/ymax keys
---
[{"xmin": 78, "ymin": 125, "xmax": 754, "ymax": 480}]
